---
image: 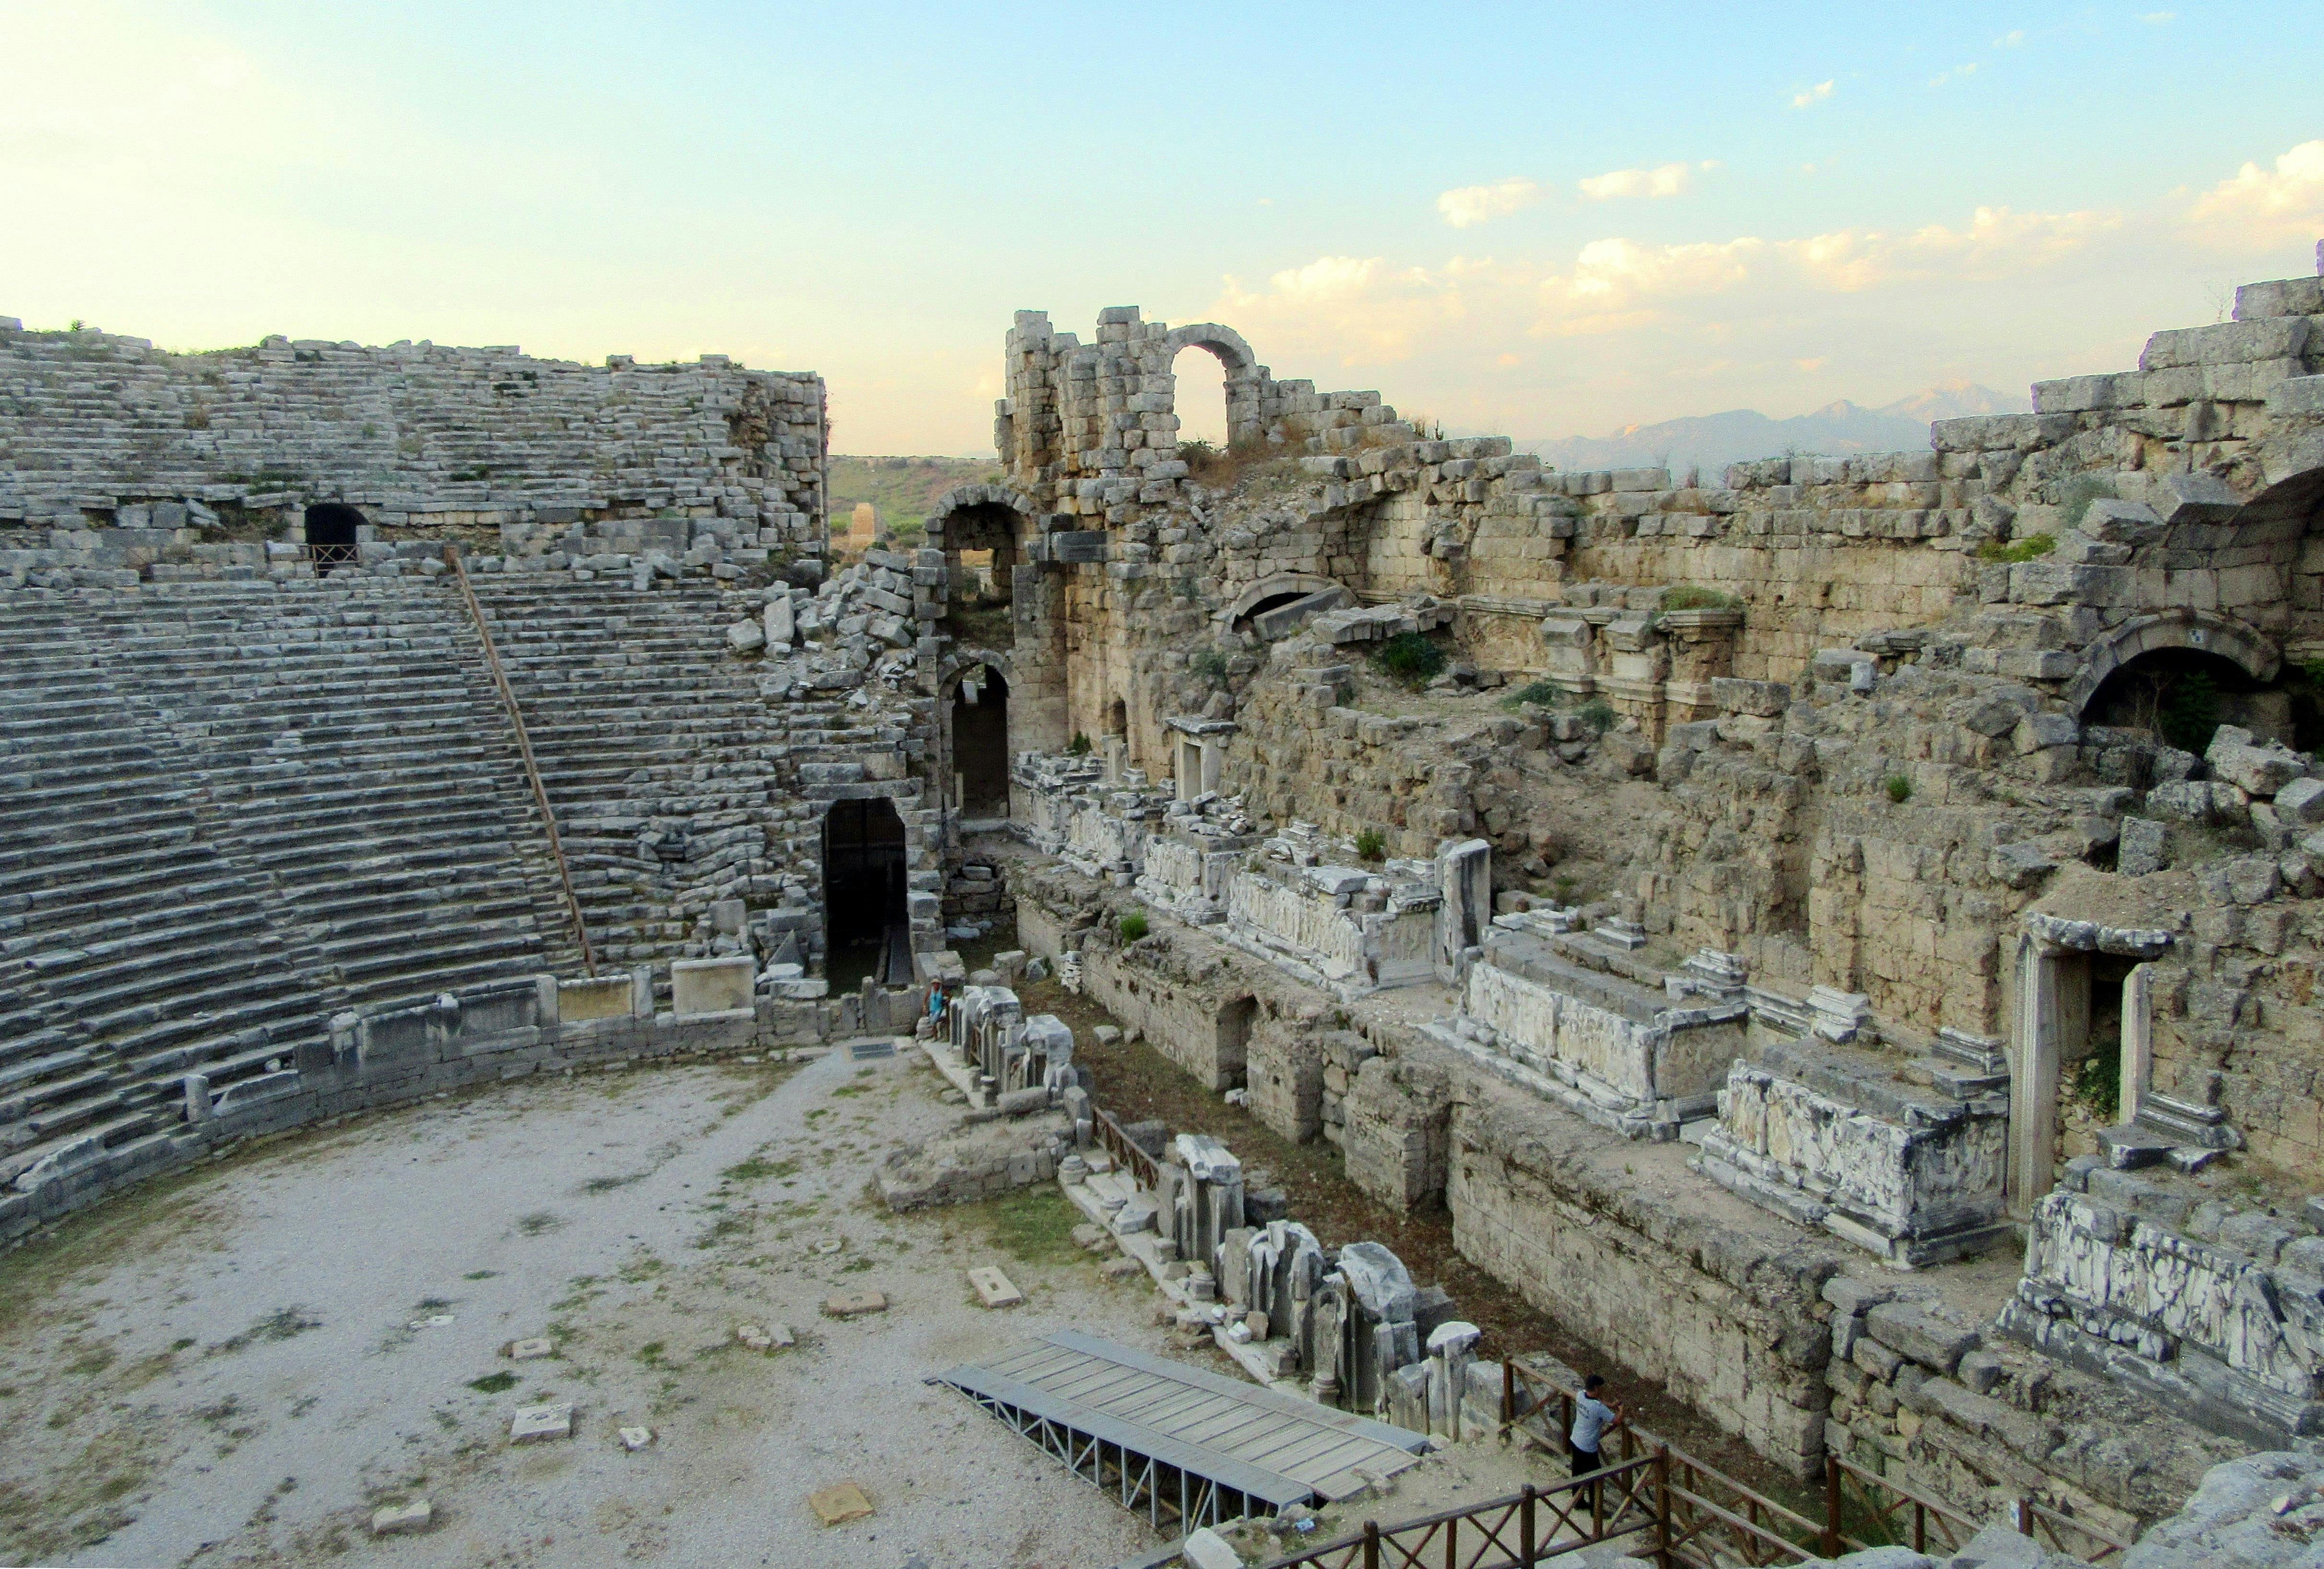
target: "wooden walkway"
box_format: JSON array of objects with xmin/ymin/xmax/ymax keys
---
[{"xmin": 931, "ymin": 1329, "xmax": 1428, "ymax": 1528}]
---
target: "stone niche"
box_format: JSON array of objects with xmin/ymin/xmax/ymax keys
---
[
  {"xmin": 1425, "ymin": 925, "xmax": 1746, "ymax": 1140},
  {"xmin": 1694, "ymin": 1031, "xmax": 2011, "ymax": 1266},
  {"xmin": 1533, "ymin": 597, "xmax": 1743, "ymax": 740},
  {"xmin": 1012, "ymin": 751, "xmax": 1168, "ymax": 882}
]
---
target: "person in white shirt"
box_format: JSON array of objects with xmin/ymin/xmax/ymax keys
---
[{"xmin": 1569, "ymin": 1373, "xmax": 1626, "ymax": 1510}]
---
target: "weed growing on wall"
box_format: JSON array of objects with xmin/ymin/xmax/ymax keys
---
[
  {"xmin": 1118, "ymin": 912, "xmax": 1148, "ymax": 943},
  {"xmin": 1372, "ymin": 632, "xmax": 1447, "ymax": 689}
]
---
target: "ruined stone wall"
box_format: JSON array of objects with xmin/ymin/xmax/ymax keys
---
[{"xmin": 0, "ymin": 317, "xmax": 826, "ymax": 578}]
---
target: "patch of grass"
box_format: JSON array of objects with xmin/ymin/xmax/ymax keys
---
[
  {"xmin": 466, "ymin": 1371, "xmax": 519, "ymax": 1394},
  {"xmin": 1502, "ymin": 679, "xmax": 1561, "ymax": 709},
  {"xmin": 1119, "ymin": 912, "xmax": 1149, "ymax": 943},
  {"xmin": 1067, "ymin": 731, "xmax": 1092, "ymax": 756},
  {"xmin": 582, "ymin": 1173, "xmax": 647, "ymax": 1194},
  {"xmin": 64, "ymin": 1346, "xmax": 116, "ymax": 1377},
  {"xmin": 981, "ymin": 1183, "xmax": 1084, "ymax": 1270},
  {"xmin": 617, "ymin": 1254, "xmax": 665, "ymax": 1284},
  {"xmin": 1975, "ymin": 532, "xmax": 2056, "ymax": 563},
  {"xmin": 213, "ymin": 1307, "xmax": 320, "ymax": 1355},
  {"xmin": 840, "ymin": 1256, "xmax": 873, "ymax": 1274},
  {"xmin": 635, "ymin": 1341, "xmax": 666, "ymax": 1366},
  {"xmin": 517, "ymin": 1211, "xmax": 564, "ymax": 1236},
  {"xmin": 1371, "ymin": 631, "xmax": 1448, "ymax": 690},
  {"xmin": 1884, "ymin": 774, "xmax": 1913, "ymax": 804},
  {"xmin": 2073, "ymin": 1050, "xmax": 2120, "ymax": 1122},
  {"xmin": 1577, "ymin": 699, "xmax": 1616, "ymax": 736},
  {"xmin": 1660, "ymin": 585, "xmax": 1739, "ymax": 612},
  {"xmin": 1191, "ymin": 650, "xmax": 1231, "ymax": 685},
  {"xmin": 1355, "ymin": 828, "xmax": 1386, "ymax": 862},
  {"xmin": 462, "ymin": 1270, "xmax": 498, "ymax": 1281},
  {"xmin": 722, "ymin": 1156, "xmax": 788, "ymax": 1182},
  {"xmin": 414, "ymin": 1297, "xmax": 451, "ymax": 1313}
]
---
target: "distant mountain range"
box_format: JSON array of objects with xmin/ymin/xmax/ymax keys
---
[{"xmin": 1519, "ymin": 382, "xmax": 2028, "ymax": 476}]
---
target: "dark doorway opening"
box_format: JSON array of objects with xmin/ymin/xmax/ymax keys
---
[
  {"xmin": 304, "ymin": 503, "xmax": 364, "ymax": 576},
  {"xmin": 824, "ymin": 796, "xmax": 911, "ymax": 991},
  {"xmin": 1108, "ymin": 697, "xmax": 1128, "ymax": 738},
  {"xmin": 2083, "ymin": 647, "xmax": 2277, "ymax": 754},
  {"xmin": 953, "ymin": 667, "xmax": 1011, "ymax": 819}
]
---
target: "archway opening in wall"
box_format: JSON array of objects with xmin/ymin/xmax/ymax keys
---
[
  {"xmin": 1108, "ymin": 697, "xmax": 1128, "ymax": 739},
  {"xmin": 940, "ymin": 502, "xmax": 1022, "ymax": 648},
  {"xmin": 2081, "ymin": 646, "xmax": 2277, "ymax": 754},
  {"xmin": 952, "ymin": 666, "xmax": 1011, "ymax": 821},
  {"xmin": 823, "ymin": 796, "xmax": 912, "ymax": 993},
  {"xmin": 1170, "ymin": 346, "xmax": 1230, "ymax": 449},
  {"xmin": 304, "ymin": 503, "xmax": 364, "ymax": 576}
]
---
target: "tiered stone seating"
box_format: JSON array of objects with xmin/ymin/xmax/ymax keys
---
[
  {"xmin": 0, "ymin": 578, "xmax": 586, "ymax": 1187},
  {"xmin": 467, "ymin": 579, "xmax": 797, "ymax": 967}
]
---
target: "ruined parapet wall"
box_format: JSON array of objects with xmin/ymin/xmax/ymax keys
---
[{"xmin": 0, "ymin": 317, "xmax": 826, "ymax": 577}]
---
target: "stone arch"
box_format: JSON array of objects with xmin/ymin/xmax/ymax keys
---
[
  {"xmin": 1221, "ymin": 573, "xmax": 1345, "ymax": 623},
  {"xmin": 924, "ymin": 485, "xmax": 1040, "ymax": 548},
  {"xmin": 2065, "ymin": 610, "xmax": 2280, "ymax": 717},
  {"xmin": 1161, "ymin": 323, "xmax": 1266, "ymax": 447},
  {"xmin": 821, "ymin": 794, "xmax": 912, "ymax": 988}
]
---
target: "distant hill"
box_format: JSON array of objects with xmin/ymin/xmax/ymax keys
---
[
  {"xmin": 826, "ymin": 456, "xmax": 1003, "ymax": 539},
  {"xmin": 1519, "ymin": 382, "xmax": 2027, "ymax": 477}
]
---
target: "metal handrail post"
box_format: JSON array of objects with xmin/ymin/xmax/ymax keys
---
[{"xmin": 441, "ymin": 545, "xmax": 597, "ymax": 975}]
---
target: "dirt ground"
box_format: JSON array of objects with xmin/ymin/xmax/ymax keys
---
[{"xmin": 0, "ymin": 1049, "xmax": 1188, "ymax": 1569}]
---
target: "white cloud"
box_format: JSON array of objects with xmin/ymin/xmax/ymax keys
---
[
  {"xmin": 2186, "ymin": 140, "xmax": 2324, "ymax": 242},
  {"xmin": 2142, "ymin": 11, "xmax": 2175, "ymax": 23},
  {"xmin": 1577, "ymin": 161, "xmax": 1715, "ymax": 201},
  {"xmin": 1436, "ymin": 177, "xmax": 1545, "ymax": 228},
  {"xmin": 1791, "ymin": 79, "xmax": 1835, "ymax": 109},
  {"xmin": 1994, "ymin": 29, "xmax": 2025, "ymax": 46}
]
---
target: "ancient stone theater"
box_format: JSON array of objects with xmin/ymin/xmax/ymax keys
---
[{"xmin": 6, "ymin": 247, "xmax": 2324, "ymax": 1566}]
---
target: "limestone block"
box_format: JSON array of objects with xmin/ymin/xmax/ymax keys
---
[
  {"xmin": 2277, "ymin": 777, "xmax": 2324, "ymax": 826},
  {"xmin": 1988, "ymin": 841, "xmax": 2056, "ymax": 889},
  {"xmin": 967, "ymin": 1265, "xmax": 1024, "ymax": 1307},
  {"xmin": 370, "ymin": 1500, "xmax": 432, "ymax": 1536},
  {"xmin": 510, "ymin": 1402, "xmax": 575, "ymax": 1443},
  {"xmin": 725, "ymin": 618, "xmax": 766, "ymax": 653},
  {"xmin": 2118, "ymin": 816, "xmax": 2169, "ymax": 877},
  {"xmin": 671, "ymin": 955, "xmax": 754, "ymax": 1016},
  {"xmin": 2209, "ymin": 740, "xmax": 2307, "ymax": 798},
  {"xmin": 1864, "ymin": 1301, "xmax": 1979, "ymax": 1375},
  {"xmin": 1182, "ymin": 1526, "xmax": 1246, "ymax": 1569}
]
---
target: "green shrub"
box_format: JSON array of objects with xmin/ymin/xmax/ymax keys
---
[
  {"xmin": 2073, "ymin": 1049, "xmax": 2120, "ymax": 1122},
  {"xmin": 1975, "ymin": 533, "xmax": 2056, "ymax": 564},
  {"xmin": 1372, "ymin": 631, "xmax": 1448, "ymax": 689},
  {"xmin": 1660, "ymin": 585, "xmax": 1739, "ymax": 612},
  {"xmin": 1355, "ymin": 828, "xmax": 1386, "ymax": 862},
  {"xmin": 1067, "ymin": 731, "xmax": 1092, "ymax": 756},
  {"xmin": 1552, "ymin": 874, "xmax": 1580, "ymax": 903},
  {"xmin": 2158, "ymin": 669, "xmax": 2222, "ymax": 753},
  {"xmin": 1884, "ymin": 774, "xmax": 1912, "ymax": 804},
  {"xmin": 1191, "ymin": 650, "xmax": 1231, "ymax": 684},
  {"xmin": 1503, "ymin": 679, "xmax": 1561, "ymax": 709},
  {"xmin": 1578, "ymin": 699, "xmax": 1616, "ymax": 736},
  {"xmin": 1118, "ymin": 912, "xmax": 1149, "ymax": 942}
]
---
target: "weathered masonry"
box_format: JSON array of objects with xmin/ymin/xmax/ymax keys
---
[{"xmin": 9, "ymin": 245, "xmax": 2324, "ymax": 1546}]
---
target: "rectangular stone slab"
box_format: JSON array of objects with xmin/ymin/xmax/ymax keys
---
[
  {"xmin": 968, "ymin": 1265, "xmax": 1024, "ymax": 1307},
  {"xmin": 822, "ymin": 1290, "xmax": 888, "ymax": 1317},
  {"xmin": 509, "ymin": 1402, "xmax": 574, "ymax": 1443}
]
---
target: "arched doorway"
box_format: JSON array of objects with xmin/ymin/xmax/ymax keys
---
[
  {"xmin": 2081, "ymin": 646, "xmax": 2279, "ymax": 753},
  {"xmin": 304, "ymin": 503, "xmax": 364, "ymax": 575},
  {"xmin": 1170, "ymin": 345, "xmax": 1230, "ymax": 449},
  {"xmin": 823, "ymin": 797, "xmax": 912, "ymax": 990},
  {"xmin": 951, "ymin": 665, "xmax": 1011, "ymax": 820}
]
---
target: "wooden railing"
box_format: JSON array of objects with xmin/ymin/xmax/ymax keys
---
[
  {"xmin": 1823, "ymin": 1454, "xmax": 1975, "ymax": 1557},
  {"xmin": 1252, "ymin": 1455, "xmax": 1666, "ymax": 1569},
  {"xmin": 1091, "ymin": 1102, "xmax": 1161, "ymax": 1189},
  {"xmin": 442, "ymin": 544, "xmax": 598, "ymax": 976},
  {"xmin": 2014, "ymin": 1495, "xmax": 2134, "ymax": 1565},
  {"xmin": 1502, "ymin": 1361, "xmax": 1821, "ymax": 1567}
]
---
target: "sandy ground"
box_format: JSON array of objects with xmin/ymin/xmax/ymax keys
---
[{"xmin": 0, "ymin": 1045, "xmax": 1589, "ymax": 1569}]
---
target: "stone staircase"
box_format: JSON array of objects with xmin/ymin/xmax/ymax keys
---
[
  {"xmin": 0, "ymin": 577, "xmax": 585, "ymax": 1189},
  {"xmin": 465, "ymin": 578, "xmax": 805, "ymax": 972}
]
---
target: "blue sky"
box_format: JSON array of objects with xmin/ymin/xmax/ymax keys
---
[{"xmin": 4, "ymin": 1, "xmax": 2320, "ymax": 452}]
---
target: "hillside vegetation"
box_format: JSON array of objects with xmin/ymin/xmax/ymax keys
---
[{"xmin": 827, "ymin": 455, "xmax": 1003, "ymax": 544}]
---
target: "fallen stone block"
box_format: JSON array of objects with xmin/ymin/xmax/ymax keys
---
[
  {"xmin": 1072, "ymin": 1222, "xmax": 1111, "ymax": 1251},
  {"xmin": 619, "ymin": 1426, "xmax": 655, "ymax": 1452},
  {"xmin": 807, "ymin": 1480, "xmax": 874, "ymax": 1525},
  {"xmin": 505, "ymin": 1337, "xmax": 554, "ymax": 1360},
  {"xmin": 968, "ymin": 1265, "xmax": 1024, "ymax": 1308},
  {"xmin": 510, "ymin": 1402, "xmax": 575, "ymax": 1444},
  {"xmin": 369, "ymin": 1500, "xmax": 432, "ymax": 1537},
  {"xmin": 1101, "ymin": 1256, "xmax": 1144, "ymax": 1280},
  {"xmin": 822, "ymin": 1290, "xmax": 888, "ymax": 1318},
  {"xmin": 736, "ymin": 1323, "xmax": 776, "ymax": 1351},
  {"xmin": 1864, "ymin": 1301, "xmax": 1979, "ymax": 1375},
  {"xmin": 1181, "ymin": 1525, "xmax": 1246, "ymax": 1569}
]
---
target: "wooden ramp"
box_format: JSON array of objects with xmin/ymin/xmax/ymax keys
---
[{"xmin": 929, "ymin": 1328, "xmax": 1429, "ymax": 1531}]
